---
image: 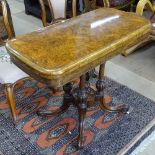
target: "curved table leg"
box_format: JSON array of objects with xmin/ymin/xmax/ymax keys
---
[
  {"xmin": 99, "ymin": 97, "xmax": 129, "ymax": 113},
  {"xmin": 96, "ymin": 63, "xmax": 129, "ymax": 113},
  {"xmin": 37, "ymin": 83, "xmax": 73, "ymax": 116},
  {"xmin": 78, "ymin": 106, "xmax": 86, "ymax": 149},
  {"xmin": 77, "ymin": 75, "xmax": 87, "ymax": 149}
]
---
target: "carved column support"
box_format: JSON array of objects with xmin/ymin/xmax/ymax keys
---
[
  {"xmin": 63, "ymin": 82, "xmax": 74, "ymax": 105},
  {"xmin": 96, "ymin": 63, "xmax": 129, "ymax": 113},
  {"xmin": 95, "ymin": 63, "xmax": 105, "ymax": 106},
  {"xmin": 77, "ymin": 74, "xmax": 87, "ymax": 149}
]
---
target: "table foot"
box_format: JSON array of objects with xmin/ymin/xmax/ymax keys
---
[
  {"xmin": 96, "ymin": 64, "xmax": 129, "ymax": 113},
  {"xmin": 36, "ymin": 103, "xmax": 70, "ymax": 116},
  {"xmin": 99, "ymin": 100, "xmax": 129, "ymax": 113},
  {"xmin": 37, "ymin": 83, "xmax": 73, "ymax": 116},
  {"xmin": 96, "ymin": 79, "xmax": 129, "ymax": 113}
]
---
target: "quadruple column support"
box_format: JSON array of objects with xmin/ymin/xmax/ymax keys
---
[{"xmin": 37, "ymin": 63, "xmax": 129, "ymax": 149}]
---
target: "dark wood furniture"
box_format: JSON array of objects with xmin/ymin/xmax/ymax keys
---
[
  {"xmin": 24, "ymin": 0, "xmax": 79, "ymax": 23},
  {"xmin": 6, "ymin": 8, "xmax": 152, "ymax": 148},
  {"xmin": 39, "ymin": 0, "xmax": 77, "ymax": 27},
  {"xmin": 96, "ymin": 0, "xmax": 135, "ymax": 8},
  {"xmin": 82, "ymin": 0, "xmax": 135, "ymax": 13}
]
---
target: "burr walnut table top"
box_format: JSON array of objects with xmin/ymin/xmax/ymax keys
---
[{"xmin": 6, "ymin": 8, "xmax": 151, "ymax": 88}]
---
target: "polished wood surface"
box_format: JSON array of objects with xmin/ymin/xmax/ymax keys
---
[{"xmin": 6, "ymin": 8, "xmax": 151, "ymax": 88}]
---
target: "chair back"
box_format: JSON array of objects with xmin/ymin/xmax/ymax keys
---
[
  {"xmin": 39, "ymin": 0, "xmax": 76, "ymax": 27},
  {"xmin": 83, "ymin": 0, "xmax": 108, "ymax": 12},
  {"xmin": 0, "ymin": 0, "xmax": 15, "ymax": 44},
  {"xmin": 48, "ymin": 0, "xmax": 66, "ymax": 19}
]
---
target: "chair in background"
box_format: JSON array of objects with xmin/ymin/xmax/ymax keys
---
[
  {"xmin": 83, "ymin": 0, "xmax": 135, "ymax": 13},
  {"xmin": 39, "ymin": 0, "xmax": 77, "ymax": 27},
  {"xmin": 136, "ymin": 0, "xmax": 154, "ymax": 15},
  {"xmin": 0, "ymin": 0, "xmax": 28, "ymax": 122},
  {"xmin": 0, "ymin": 0, "xmax": 15, "ymax": 44},
  {"xmin": 24, "ymin": 0, "xmax": 78, "ymax": 23},
  {"xmin": 121, "ymin": 0, "xmax": 155, "ymax": 56}
]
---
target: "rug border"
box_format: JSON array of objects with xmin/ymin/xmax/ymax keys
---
[{"xmin": 117, "ymin": 116, "xmax": 155, "ymax": 155}]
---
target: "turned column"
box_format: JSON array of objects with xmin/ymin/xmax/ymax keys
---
[
  {"xmin": 77, "ymin": 74, "xmax": 87, "ymax": 148},
  {"xmin": 96, "ymin": 63, "xmax": 129, "ymax": 113}
]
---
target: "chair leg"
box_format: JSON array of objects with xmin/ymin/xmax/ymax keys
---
[
  {"xmin": 121, "ymin": 37, "xmax": 150, "ymax": 57},
  {"xmin": 5, "ymin": 84, "xmax": 17, "ymax": 122}
]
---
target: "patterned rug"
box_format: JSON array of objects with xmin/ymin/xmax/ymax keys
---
[{"xmin": 0, "ymin": 77, "xmax": 155, "ymax": 155}]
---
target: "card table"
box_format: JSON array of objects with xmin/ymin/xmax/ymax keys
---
[{"xmin": 6, "ymin": 8, "xmax": 152, "ymax": 148}]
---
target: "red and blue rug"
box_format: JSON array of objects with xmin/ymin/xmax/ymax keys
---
[{"xmin": 0, "ymin": 77, "xmax": 155, "ymax": 155}]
